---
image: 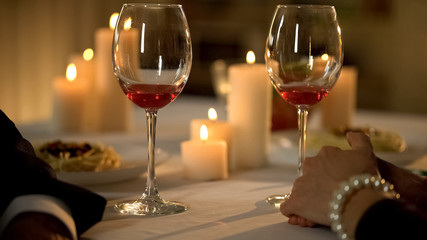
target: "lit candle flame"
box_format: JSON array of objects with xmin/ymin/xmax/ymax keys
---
[
  {"xmin": 83, "ymin": 48, "xmax": 94, "ymax": 61},
  {"xmin": 246, "ymin": 51, "xmax": 256, "ymax": 64},
  {"xmin": 208, "ymin": 108, "xmax": 217, "ymax": 121},
  {"xmin": 200, "ymin": 124, "xmax": 208, "ymax": 141},
  {"xmin": 109, "ymin": 13, "xmax": 119, "ymax": 30},
  {"xmin": 66, "ymin": 63, "xmax": 77, "ymax": 82},
  {"xmin": 124, "ymin": 17, "xmax": 132, "ymax": 30},
  {"xmin": 321, "ymin": 53, "xmax": 329, "ymax": 61}
]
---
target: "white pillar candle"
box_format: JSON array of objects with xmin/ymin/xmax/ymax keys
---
[
  {"xmin": 68, "ymin": 48, "xmax": 95, "ymax": 84},
  {"xmin": 181, "ymin": 125, "xmax": 228, "ymax": 181},
  {"xmin": 321, "ymin": 66, "xmax": 358, "ymax": 130},
  {"xmin": 190, "ymin": 108, "xmax": 232, "ymax": 163},
  {"xmin": 94, "ymin": 13, "xmax": 133, "ymax": 132},
  {"xmin": 113, "ymin": 17, "xmax": 139, "ymax": 76},
  {"xmin": 227, "ymin": 51, "xmax": 272, "ymax": 169},
  {"xmin": 53, "ymin": 64, "xmax": 89, "ymax": 133},
  {"xmin": 68, "ymin": 49, "xmax": 98, "ymax": 132}
]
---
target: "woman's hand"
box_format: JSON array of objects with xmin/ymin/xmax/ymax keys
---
[{"xmin": 280, "ymin": 132, "xmax": 379, "ymax": 226}]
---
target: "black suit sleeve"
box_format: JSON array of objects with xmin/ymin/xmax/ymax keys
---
[{"xmin": 0, "ymin": 110, "xmax": 106, "ymax": 235}]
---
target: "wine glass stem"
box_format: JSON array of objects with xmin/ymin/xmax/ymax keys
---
[
  {"xmin": 297, "ymin": 107, "xmax": 309, "ymax": 176},
  {"xmin": 144, "ymin": 110, "xmax": 159, "ymax": 198}
]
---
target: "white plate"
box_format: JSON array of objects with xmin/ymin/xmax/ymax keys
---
[
  {"xmin": 269, "ymin": 130, "xmax": 424, "ymax": 167},
  {"xmin": 57, "ymin": 148, "xmax": 169, "ymax": 186}
]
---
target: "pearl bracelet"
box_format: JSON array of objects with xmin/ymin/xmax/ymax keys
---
[{"xmin": 329, "ymin": 174, "xmax": 400, "ymax": 240}]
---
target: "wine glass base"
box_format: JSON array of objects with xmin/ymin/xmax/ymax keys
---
[
  {"xmin": 265, "ymin": 194, "xmax": 290, "ymax": 208},
  {"xmin": 114, "ymin": 196, "xmax": 187, "ymax": 216}
]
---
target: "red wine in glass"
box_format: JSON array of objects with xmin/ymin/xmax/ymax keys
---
[
  {"xmin": 278, "ymin": 86, "xmax": 329, "ymax": 107},
  {"xmin": 119, "ymin": 81, "xmax": 184, "ymax": 111}
]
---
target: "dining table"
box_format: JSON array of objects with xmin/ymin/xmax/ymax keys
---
[{"xmin": 18, "ymin": 95, "xmax": 427, "ymax": 240}]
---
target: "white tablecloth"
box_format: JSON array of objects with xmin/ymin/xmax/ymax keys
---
[{"xmin": 19, "ymin": 95, "xmax": 427, "ymax": 240}]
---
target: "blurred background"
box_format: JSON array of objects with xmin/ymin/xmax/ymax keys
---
[{"xmin": 1, "ymin": 0, "xmax": 427, "ymax": 123}]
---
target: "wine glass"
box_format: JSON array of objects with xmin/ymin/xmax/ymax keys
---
[
  {"xmin": 265, "ymin": 5, "xmax": 343, "ymax": 206},
  {"xmin": 112, "ymin": 3, "xmax": 192, "ymax": 216}
]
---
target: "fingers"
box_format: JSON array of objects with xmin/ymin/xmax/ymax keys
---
[
  {"xmin": 279, "ymin": 177, "xmax": 306, "ymax": 218},
  {"xmin": 280, "ymin": 197, "xmax": 292, "ymax": 217},
  {"xmin": 300, "ymin": 218, "xmax": 316, "ymax": 227},
  {"xmin": 288, "ymin": 215, "xmax": 299, "ymax": 225},
  {"xmin": 346, "ymin": 131, "xmax": 373, "ymax": 151},
  {"xmin": 280, "ymin": 189, "xmax": 316, "ymax": 228},
  {"xmin": 288, "ymin": 215, "xmax": 316, "ymax": 227}
]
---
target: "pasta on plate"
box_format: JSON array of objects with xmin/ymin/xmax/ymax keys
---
[{"xmin": 36, "ymin": 140, "xmax": 121, "ymax": 172}]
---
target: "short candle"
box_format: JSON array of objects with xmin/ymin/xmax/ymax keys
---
[
  {"xmin": 181, "ymin": 124, "xmax": 228, "ymax": 181},
  {"xmin": 190, "ymin": 108, "xmax": 232, "ymax": 167}
]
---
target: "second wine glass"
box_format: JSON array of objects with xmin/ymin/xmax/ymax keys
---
[
  {"xmin": 265, "ymin": 5, "xmax": 343, "ymax": 206},
  {"xmin": 112, "ymin": 3, "xmax": 192, "ymax": 216}
]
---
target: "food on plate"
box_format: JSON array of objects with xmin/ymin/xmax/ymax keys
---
[
  {"xmin": 36, "ymin": 140, "xmax": 121, "ymax": 172},
  {"xmin": 307, "ymin": 127, "xmax": 407, "ymax": 153}
]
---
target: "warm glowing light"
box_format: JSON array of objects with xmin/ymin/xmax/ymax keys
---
[
  {"xmin": 321, "ymin": 54, "xmax": 329, "ymax": 61},
  {"xmin": 294, "ymin": 23, "xmax": 299, "ymax": 53},
  {"xmin": 266, "ymin": 49, "xmax": 271, "ymax": 58},
  {"xmin": 208, "ymin": 108, "xmax": 217, "ymax": 121},
  {"xmin": 66, "ymin": 64, "xmax": 77, "ymax": 82},
  {"xmin": 246, "ymin": 51, "xmax": 256, "ymax": 64},
  {"xmin": 124, "ymin": 17, "xmax": 132, "ymax": 30},
  {"xmin": 83, "ymin": 48, "xmax": 94, "ymax": 61},
  {"xmin": 200, "ymin": 125, "xmax": 208, "ymax": 141},
  {"xmin": 109, "ymin": 13, "xmax": 119, "ymax": 30}
]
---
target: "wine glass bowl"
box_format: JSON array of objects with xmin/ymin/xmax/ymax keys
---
[
  {"xmin": 112, "ymin": 3, "xmax": 192, "ymax": 216},
  {"xmin": 266, "ymin": 6, "xmax": 342, "ymax": 107},
  {"xmin": 265, "ymin": 5, "xmax": 343, "ymax": 206}
]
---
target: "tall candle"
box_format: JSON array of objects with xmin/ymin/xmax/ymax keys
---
[
  {"xmin": 68, "ymin": 48, "xmax": 95, "ymax": 84},
  {"xmin": 321, "ymin": 66, "xmax": 358, "ymax": 129},
  {"xmin": 68, "ymin": 49, "xmax": 97, "ymax": 132},
  {"xmin": 181, "ymin": 125, "xmax": 228, "ymax": 181},
  {"xmin": 228, "ymin": 51, "xmax": 272, "ymax": 169},
  {"xmin": 113, "ymin": 17, "xmax": 139, "ymax": 75},
  {"xmin": 95, "ymin": 13, "xmax": 133, "ymax": 132},
  {"xmin": 53, "ymin": 64, "xmax": 89, "ymax": 132}
]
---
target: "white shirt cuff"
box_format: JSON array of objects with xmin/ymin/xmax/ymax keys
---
[{"xmin": 0, "ymin": 194, "xmax": 77, "ymax": 240}]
